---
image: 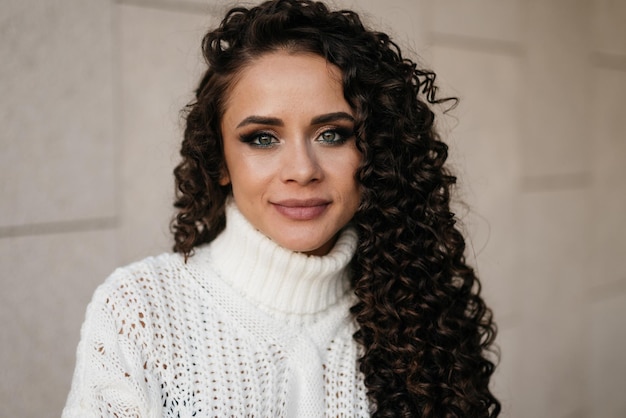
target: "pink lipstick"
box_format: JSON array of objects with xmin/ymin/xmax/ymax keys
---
[{"xmin": 272, "ymin": 199, "xmax": 330, "ymax": 221}]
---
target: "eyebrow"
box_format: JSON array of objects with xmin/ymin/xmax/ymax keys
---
[
  {"xmin": 310, "ymin": 112, "xmax": 355, "ymax": 125},
  {"xmin": 235, "ymin": 112, "xmax": 355, "ymax": 129},
  {"xmin": 236, "ymin": 116, "xmax": 283, "ymax": 128}
]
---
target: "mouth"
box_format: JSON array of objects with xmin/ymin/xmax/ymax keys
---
[{"xmin": 271, "ymin": 199, "xmax": 331, "ymax": 221}]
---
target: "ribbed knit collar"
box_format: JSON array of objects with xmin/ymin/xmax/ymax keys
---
[{"xmin": 207, "ymin": 201, "xmax": 358, "ymax": 315}]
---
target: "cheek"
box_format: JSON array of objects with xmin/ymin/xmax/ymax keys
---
[
  {"xmin": 225, "ymin": 153, "xmax": 273, "ymax": 194},
  {"xmin": 335, "ymin": 152, "xmax": 362, "ymax": 203},
  {"xmin": 346, "ymin": 150, "xmax": 362, "ymax": 189}
]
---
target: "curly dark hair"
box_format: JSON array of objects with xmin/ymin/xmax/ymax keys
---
[{"xmin": 171, "ymin": 0, "xmax": 500, "ymax": 416}]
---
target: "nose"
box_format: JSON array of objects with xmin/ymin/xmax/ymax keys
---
[{"xmin": 280, "ymin": 140, "xmax": 322, "ymax": 185}]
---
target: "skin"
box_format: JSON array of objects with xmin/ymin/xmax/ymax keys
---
[{"xmin": 220, "ymin": 50, "xmax": 362, "ymax": 256}]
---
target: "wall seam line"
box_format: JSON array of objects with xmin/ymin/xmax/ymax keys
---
[{"xmin": 0, "ymin": 216, "xmax": 120, "ymax": 238}]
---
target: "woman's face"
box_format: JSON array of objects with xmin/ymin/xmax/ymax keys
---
[{"xmin": 220, "ymin": 50, "xmax": 361, "ymax": 256}]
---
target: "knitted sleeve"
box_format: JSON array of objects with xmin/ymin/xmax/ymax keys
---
[{"xmin": 62, "ymin": 273, "xmax": 159, "ymax": 418}]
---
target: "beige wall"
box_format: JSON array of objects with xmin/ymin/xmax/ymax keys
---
[{"xmin": 1, "ymin": 0, "xmax": 624, "ymax": 417}]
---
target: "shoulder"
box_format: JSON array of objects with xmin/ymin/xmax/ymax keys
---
[
  {"xmin": 89, "ymin": 246, "xmax": 215, "ymax": 320},
  {"xmin": 101, "ymin": 251, "xmax": 186, "ymax": 292}
]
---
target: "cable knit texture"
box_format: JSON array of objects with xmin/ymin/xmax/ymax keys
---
[{"xmin": 63, "ymin": 202, "xmax": 369, "ymax": 417}]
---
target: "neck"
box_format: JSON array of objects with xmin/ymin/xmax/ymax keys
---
[{"xmin": 207, "ymin": 201, "xmax": 358, "ymax": 315}]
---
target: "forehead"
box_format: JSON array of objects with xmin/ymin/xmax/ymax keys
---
[
  {"xmin": 238, "ymin": 50, "xmax": 341, "ymax": 78},
  {"xmin": 221, "ymin": 51, "xmax": 349, "ymax": 119}
]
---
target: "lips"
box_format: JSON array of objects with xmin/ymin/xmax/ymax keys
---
[{"xmin": 271, "ymin": 199, "xmax": 330, "ymax": 221}]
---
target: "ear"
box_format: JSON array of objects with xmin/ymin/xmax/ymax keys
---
[{"xmin": 218, "ymin": 166, "xmax": 230, "ymax": 186}]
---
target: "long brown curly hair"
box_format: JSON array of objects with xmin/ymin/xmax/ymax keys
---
[{"xmin": 171, "ymin": 0, "xmax": 500, "ymax": 416}]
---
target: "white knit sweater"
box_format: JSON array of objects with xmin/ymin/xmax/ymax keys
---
[{"xmin": 63, "ymin": 203, "xmax": 370, "ymax": 417}]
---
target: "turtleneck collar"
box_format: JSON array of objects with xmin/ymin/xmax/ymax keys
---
[{"xmin": 204, "ymin": 201, "xmax": 358, "ymax": 315}]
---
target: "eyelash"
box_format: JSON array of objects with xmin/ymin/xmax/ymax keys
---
[
  {"xmin": 239, "ymin": 131, "xmax": 278, "ymax": 148},
  {"xmin": 317, "ymin": 128, "xmax": 353, "ymax": 145},
  {"xmin": 239, "ymin": 127, "xmax": 353, "ymax": 148}
]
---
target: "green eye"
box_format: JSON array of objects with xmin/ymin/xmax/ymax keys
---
[
  {"xmin": 240, "ymin": 132, "xmax": 279, "ymax": 148},
  {"xmin": 321, "ymin": 131, "xmax": 339, "ymax": 142},
  {"xmin": 317, "ymin": 128, "xmax": 352, "ymax": 145},
  {"xmin": 255, "ymin": 134, "xmax": 275, "ymax": 146},
  {"xmin": 319, "ymin": 130, "xmax": 343, "ymax": 143}
]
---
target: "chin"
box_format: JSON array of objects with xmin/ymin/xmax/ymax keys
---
[
  {"xmin": 283, "ymin": 235, "xmax": 336, "ymax": 256},
  {"xmin": 270, "ymin": 234, "xmax": 320, "ymax": 252},
  {"xmin": 282, "ymin": 241, "xmax": 321, "ymax": 253}
]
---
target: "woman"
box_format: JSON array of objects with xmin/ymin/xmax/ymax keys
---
[{"xmin": 64, "ymin": 0, "xmax": 500, "ymax": 416}]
